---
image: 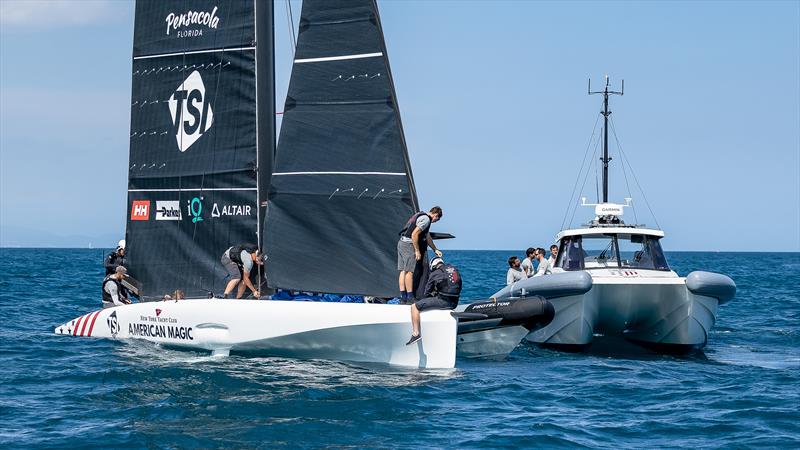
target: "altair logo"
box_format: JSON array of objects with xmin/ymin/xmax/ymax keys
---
[{"xmin": 168, "ymin": 71, "xmax": 214, "ymax": 152}]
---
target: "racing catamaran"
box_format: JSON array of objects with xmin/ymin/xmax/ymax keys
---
[{"xmin": 55, "ymin": 0, "xmax": 553, "ymax": 367}]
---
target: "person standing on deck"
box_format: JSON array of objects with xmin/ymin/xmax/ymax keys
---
[
  {"xmin": 507, "ymin": 256, "xmax": 527, "ymax": 285},
  {"xmin": 406, "ymin": 257, "xmax": 461, "ymax": 345},
  {"xmin": 104, "ymin": 240, "xmax": 127, "ymax": 275},
  {"xmin": 102, "ymin": 266, "xmax": 132, "ymax": 308},
  {"xmin": 397, "ymin": 206, "xmax": 443, "ymax": 302},
  {"xmin": 548, "ymin": 244, "xmax": 559, "ymax": 267},
  {"xmin": 521, "ymin": 247, "xmax": 536, "ymax": 277},
  {"xmin": 220, "ymin": 244, "xmax": 264, "ymax": 299},
  {"xmin": 533, "ymin": 248, "xmax": 552, "ymax": 277}
]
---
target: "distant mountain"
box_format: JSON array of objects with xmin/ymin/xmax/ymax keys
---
[{"xmin": 0, "ymin": 225, "xmax": 120, "ymax": 248}]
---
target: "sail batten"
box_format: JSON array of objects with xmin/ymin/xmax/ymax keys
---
[{"xmin": 295, "ymin": 52, "xmax": 383, "ymax": 63}]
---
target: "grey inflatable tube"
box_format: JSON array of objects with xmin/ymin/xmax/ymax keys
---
[
  {"xmin": 491, "ymin": 271, "xmax": 593, "ymax": 300},
  {"xmin": 685, "ymin": 271, "xmax": 736, "ymax": 304}
]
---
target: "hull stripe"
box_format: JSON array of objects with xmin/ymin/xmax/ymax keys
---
[
  {"xmin": 79, "ymin": 313, "xmax": 92, "ymax": 336},
  {"xmin": 86, "ymin": 311, "xmax": 102, "ymax": 337},
  {"xmin": 72, "ymin": 314, "xmax": 87, "ymax": 336}
]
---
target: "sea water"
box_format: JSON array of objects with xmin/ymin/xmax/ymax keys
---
[{"xmin": 1, "ymin": 249, "xmax": 798, "ymax": 448}]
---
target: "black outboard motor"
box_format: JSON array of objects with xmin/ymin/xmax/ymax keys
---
[{"xmin": 462, "ymin": 295, "xmax": 555, "ymax": 331}]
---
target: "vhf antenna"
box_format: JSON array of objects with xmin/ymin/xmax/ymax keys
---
[{"xmin": 588, "ymin": 75, "xmax": 623, "ymax": 204}]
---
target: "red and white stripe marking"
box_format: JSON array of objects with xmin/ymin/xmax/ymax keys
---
[{"xmin": 71, "ymin": 311, "xmax": 102, "ymax": 337}]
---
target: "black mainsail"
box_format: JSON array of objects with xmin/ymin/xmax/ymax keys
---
[
  {"xmin": 264, "ymin": 0, "xmax": 418, "ymax": 298},
  {"xmin": 126, "ymin": 0, "xmax": 274, "ymax": 299}
]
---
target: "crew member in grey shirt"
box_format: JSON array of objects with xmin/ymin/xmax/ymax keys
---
[
  {"xmin": 506, "ymin": 256, "xmax": 527, "ymax": 285},
  {"xmin": 221, "ymin": 244, "xmax": 264, "ymax": 299},
  {"xmin": 520, "ymin": 247, "xmax": 536, "ymax": 277},
  {"xmin": 102, "ymin": 266, "xmax": 132, "ymax": 308},
  {"xmin": 397, "ymin": 206, "xmax": 443, "ymax": 302},
  {"xmin": 533, "ymin": 248, "xmax": 552, "ymax": 277}
]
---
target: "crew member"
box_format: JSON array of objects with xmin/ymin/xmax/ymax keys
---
[
  {"xmin": 221, "ymin": 244, "xmax": 264, "ymax": 299},
  {"xmin": 104, "ymin": 240, "xmax": 127, "ymax": 275},
  {"xmin": 406, "ymin": 257, "xmax": 462, "ymax": 346},
  {"xmin": 397, "ymin": 206, "xmax": 443, "ymax": 302},
  {"xmin": 102, "ymin": 266, "xmax": 132, "ymax": 308}
]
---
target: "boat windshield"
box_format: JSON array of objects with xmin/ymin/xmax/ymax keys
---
[{"xmin": 555, "ymin": 234, "xmax": 670, "ymax": 271}]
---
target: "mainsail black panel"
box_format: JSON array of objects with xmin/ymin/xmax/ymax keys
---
[
  {"xmin": 126, "ymin": 0, "xmax": 267, "ymax": 299},
  {"xmin": 265, "ymin": 0, "xmax": 418, "ymax": 297},
  {"xmin": 133, "ymin": 1, "xmax": 254, "ymax": 57}
]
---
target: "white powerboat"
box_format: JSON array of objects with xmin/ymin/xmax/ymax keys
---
[{"xmin": 490, "ymin": 79, "xmax": 735, "ymax": 353}]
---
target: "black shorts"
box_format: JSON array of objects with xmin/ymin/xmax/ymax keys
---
[{"xmin": 415, "ymin": 296, "xmax": 457, "ymax": 312}]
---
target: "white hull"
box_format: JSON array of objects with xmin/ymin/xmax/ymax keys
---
[
  {"xmin": 527, "ymin": 279, "xmax": 718, "ymax": 350},
  {"xmin": 494, "ymin": 270, "xmax": 734, "ymax": 352},
  {"xmin": 457, "ymin": 324, "xmax": 530, "ymax": 359},
  {"xmin": 55, "ymin": 299, "xmax": 457, "ymax": 369}
]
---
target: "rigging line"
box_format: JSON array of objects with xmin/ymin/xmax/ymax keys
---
[
  {"xmin": 569, "ymin": 131, "xmax": 603, "ymax": 228},
  {"xmin": 614, "ymin": 124, "xmax": 639, "ymax": 224},
  {"xmin": 609, "ymin": 116, "xmax": 660, "ymax": 229},
  {"xmin": 285, "ymin": 0, "xmax": 297, "ymax": 51},
  {"xmin": 561, "ymin": 112, "xmax": 602, "ymax": 230},
  {"xmin": 594, "ymin": 134, "xmax": 600, "ymax": 204}
]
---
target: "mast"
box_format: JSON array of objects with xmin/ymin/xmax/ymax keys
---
[
  {"xmin": 255, "ymin": 0, "xmax": 276, "ymax": 251},
  {"xmin": 589, "ymin": 76, "xmax": 623, "ymax": 203}
]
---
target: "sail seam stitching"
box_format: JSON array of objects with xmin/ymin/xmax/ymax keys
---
[{"xmin": 133, "ymin": 47, "xmax": 256, "ymax": 60}]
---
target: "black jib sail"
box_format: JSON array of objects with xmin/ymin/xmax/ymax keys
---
[
  {"xmin": 264, "ymin": 0, "xmax": 418, "ymax": 298},
  {"xmin": 126, "ymin": 0, "xmax": 274, "ymax": 299}
]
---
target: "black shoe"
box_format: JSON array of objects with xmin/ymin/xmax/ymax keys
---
[{"xmin": 405, "ymin": 334, "xmax": 422, "ymax": 346}]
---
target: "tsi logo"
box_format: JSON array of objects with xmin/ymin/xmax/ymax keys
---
[
  {"xmin": 130, "ymin": 200, "xmax": 150, "ymax": 221},
  {"xmin": 168, "ymin": 70, "xmax": 214, "ymax": 152},
  {"xmin": 155, "ymin": 201, "xmax": 181, "ymax": 221}
]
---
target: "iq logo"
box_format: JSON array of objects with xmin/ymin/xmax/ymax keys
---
[
  {"xmin": 130, "ymin": 200, "xmax": 150, "ymax": 221},
  {"xmin": 168, "ymin": 70, "xmax": 214, "ymax": 152},
  {"xmin": 187, "ymin": 197, "xmax": 203, "ymax": 223}
]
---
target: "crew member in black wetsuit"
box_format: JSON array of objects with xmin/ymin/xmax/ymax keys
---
[
  {"xmin": 220, "ymin": 244, "xmax": 264, "ymax": 299},
  {"xmin": 406, "ymin": 257, "xmax": 462, "ymax": 345},
  {"xmin": 104, "ymin": 240, "xmax": 127, "ymax": 275},
  {"xmin": 102, "ymin": 266, "xmax": 132, "ymax": 308}
]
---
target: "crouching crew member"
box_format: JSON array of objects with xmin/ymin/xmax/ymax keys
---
[
  {"xmin": 397, "ymin": 206, "xmax": 443, "ymax": 302},
  {"xmin": 102, "ymin": 266, "xmax": 132, "ymax": 308},
  {"xmin": 221, "ymin": 244, "xmax": 264, "ymax": 299},
  {"xmin": 406, "ymin": 257, "xmax": 462, "ymax": 345},
  {"xmin": 104, "ymin": 239, "xmax": 127, "ymax": 275}
]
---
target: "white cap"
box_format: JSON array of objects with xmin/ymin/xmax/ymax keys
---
[
  {"xmin": 429, "ymin": 257, "xmax": 444, "ymax": 270},
  {"xmin": 118, "ymin": 239, "xmax": 126, "ymax": 249}
]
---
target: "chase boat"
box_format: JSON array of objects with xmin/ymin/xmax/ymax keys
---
[{"xmin": 490, "ymin": 79, "xmax": 735, "ymax": 353}]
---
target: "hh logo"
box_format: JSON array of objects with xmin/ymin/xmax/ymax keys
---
[
  {"xmin": 131, "ymin": 200, "xmax": 150, "ymax": 221},
  {"xmin": 168, "ymin": 70, "xmax": 214, "ymax": 152}
]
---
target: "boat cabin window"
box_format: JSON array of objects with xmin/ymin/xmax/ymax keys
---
[
  {"xmin": 617, "ymin": 234, "xmax": 670, "ymax": 270},
  {"xmin": 555, "ymin": 234, "xmax": 670, "ymax": 271}
]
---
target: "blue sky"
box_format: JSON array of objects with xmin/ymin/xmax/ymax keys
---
[{"xmin": 1, "ymin": 0, "xmax": 798, "ymax": 251}]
